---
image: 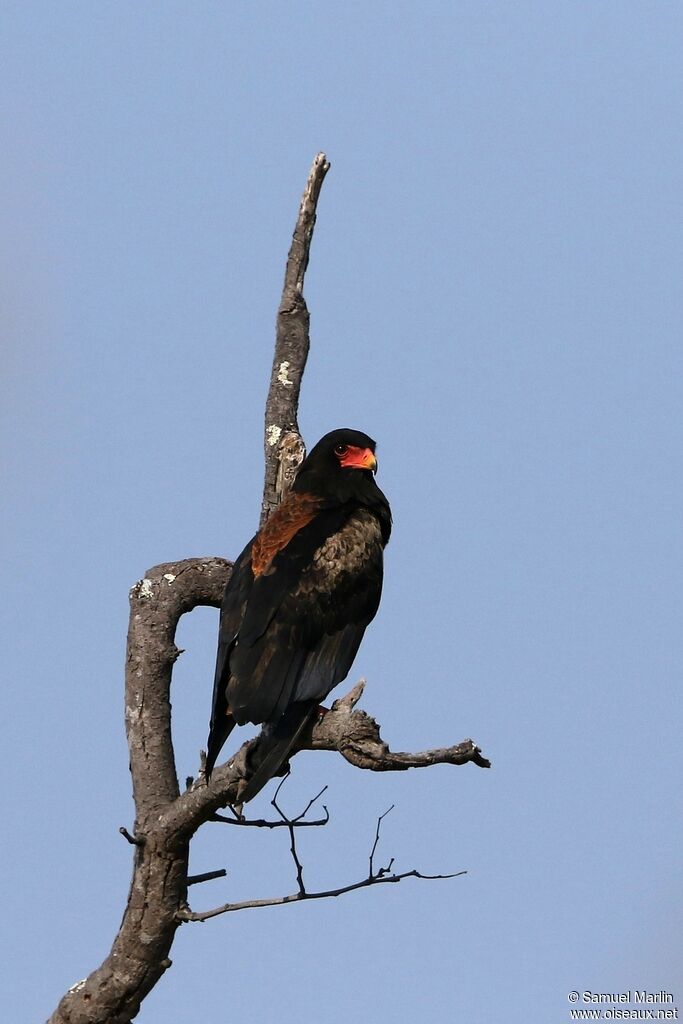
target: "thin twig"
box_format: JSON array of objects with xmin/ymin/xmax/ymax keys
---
[
  {"xmin": 271, "ymin": 774, "xmax": 308, "ymax": 894},
  {"xmin": 187, "ymin": 869, "xmax": 227, "ymax": 887},
  {"xmin": 271, "ymin": 771, "xmax": 292, "ymax": 813},
  {"xmin": 208, "ymin": 779, "xmax": 330, "ymax": 835},
  {"xmin": 289, "ymin": 824, "xmax": 306, "ymax": 894},
  {"xmin": 119, "ymin": 826, "xmax": 144, "ymax": 847},
  {"xmin": 210, "ymin": 811, "xmax": 329, "ymax": 829},
  {"xmin": 292, "ymin": 785, "xmax": 328, "ymax": 824},
  {"xmin": 181, "ymin": 802, "xmax": 466, "ymax": 924},
  {"xmin": 369, "ymin": 805, "xmax": 394, "ymax": 879},
  {"xmin": 269, "ymin": 774, "xmax": 329, "ymax": 823},
  {"xmin": 177, "ymin": 868, "xmax": 467, "ymax": 923}
]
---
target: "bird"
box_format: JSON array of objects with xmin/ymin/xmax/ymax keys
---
[{"xmin": 205, "ymin": 427, "xmax": 391, "ymax": 803}]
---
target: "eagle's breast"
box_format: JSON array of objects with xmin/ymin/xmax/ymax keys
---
[{"xmin": 303, "ymin": 509, "xmax": 384, "ymax": 598}]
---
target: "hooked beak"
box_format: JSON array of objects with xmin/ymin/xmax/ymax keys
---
[
  {"xmin": 340, "ymin": 446, "xmax": 378, "ymax": 473},
  {"xmin": 357, "ymin": 447, "xmax": 378, "ymax": 473}
]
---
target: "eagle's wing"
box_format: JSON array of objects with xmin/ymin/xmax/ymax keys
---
[
  {"xmin": 206, "ymin": 495, "xmax": 384, "ymax": 786},
  {"xmin": 206, "ymin": 492, "xmax": 338, "ymax": 776},
  {"xmin": 229, "ymin": 506, "xmax": 384, "ymax": 722},
  {"xmin": 232, "ymin": 507, "xmax": 385, "ymax": 803},
  {"xmin": 205, "ymin": 541, "xmax": 255, "ymax": 777}
]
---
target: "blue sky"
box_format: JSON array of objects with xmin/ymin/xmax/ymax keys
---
[{"xmin": 2, "ymin": 3, "xmax": 682, "ymax": 1022}]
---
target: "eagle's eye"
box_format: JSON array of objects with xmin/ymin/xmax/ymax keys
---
[{"xmin": 334, "ymin": 444, "xmax": 349, "ymax": 458}]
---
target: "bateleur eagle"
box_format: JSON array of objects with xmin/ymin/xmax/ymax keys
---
[{"xmin": 206, "ymin": 428, "xmax": 391, "ymax": 802}]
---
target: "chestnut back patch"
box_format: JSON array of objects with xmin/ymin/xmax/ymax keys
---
[{"xmin": 251, "ymin": 492, "xmax": 323, "ymax": 577}]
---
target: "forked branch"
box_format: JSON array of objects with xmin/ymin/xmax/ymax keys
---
[{"xmin": 178, "ymin": 799, "xmax": 466, "ymax": 923}]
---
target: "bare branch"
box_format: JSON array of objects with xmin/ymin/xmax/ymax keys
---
[
  {"xmin": 330, "ymin": 679, "xmax": 366, "ymax": 711},
  {"xmin": 210, "ymin": 810, "xmax": 330, "ymax": 829},
  {"xmin": 369, "ymin": 805, "xmax": 395, "ymax": 879},
  {"xmin": 210, "ymin": 782, "xmax": 330, "ymax": 829},
  {"xmin": 304, "ymin": 699, "xmax": 492, "ymax": 772},
  {"xmin": 292, "ymin": 785, "xmax": 329, "ymax": 824},
  {"xmin": 156, "ymin": 676, "xmax": 488, "ymax": 847},
  {"xmin": 49, "ymin": 557, "xmax": 231, "ymax": 1024},
  {"xmin": 158, "ymin": 676, "xmax": 489, "ymax": 843},
  {"xmin": 270, "ymin": 773, "xmax": 329, "ymax": 823},
  {"xmin": 177, "ymin": 869, "xmax": 466, "ymax": 922},
  {"xmin": 126, "ymin": 556, "xmax": 232, "ymax": 821},
  {"xmin": 180, "ymin": 793, "xmax": 465, "ymax": 924},
  {"xmin": 261, "ymin": 152, "xmax": 331, "ymax": 525},
  {"xmin": 270, "ymin": 776, "xmax": 312, "ymax": 895},
  {"xmin": 289, "ymin": 824, "xmax": 307, "ymax": 895},
  {"xmin": 187, "ymin": 869, "xmax": 227, "ymax": 887},
  {"xmin": 118, "ymin": 826, "xmax": 144, "ymax": 847}
]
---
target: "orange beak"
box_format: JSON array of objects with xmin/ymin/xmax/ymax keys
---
[{"xmin": 341, "ymin": 446, "xmax": 378, "ymax": 473}]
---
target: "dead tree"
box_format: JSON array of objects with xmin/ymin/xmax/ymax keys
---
[{"xmin": 48, "ymin": 154, "xmax": 490, "ymax": 1024}]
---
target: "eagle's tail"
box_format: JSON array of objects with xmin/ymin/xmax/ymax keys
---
[
  {"xmin": 205, "ymin": 713, "xmax": 236, "ymax": 782},
  {"xmin": 239, "ymin": 701, "xmax": 318, "ymax": 804}
]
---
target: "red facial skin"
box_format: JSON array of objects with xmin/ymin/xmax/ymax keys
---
[{"xmin": 336, "ymin": 445, "xmax": 377, "ymax": 472}]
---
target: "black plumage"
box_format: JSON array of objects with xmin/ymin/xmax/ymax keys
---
[{"xmin": 206, "ymin": 428, "xmax": 391, "ymax": 802}]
